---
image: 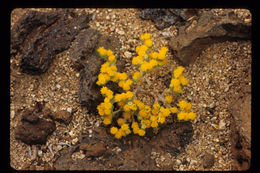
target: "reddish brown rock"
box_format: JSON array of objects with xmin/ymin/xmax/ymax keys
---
[
  {"xmin": 51, "ymin": 110, "xmax": 72, "ymax": 125},
  {"xmin": 15, "ymin": 110, "xmax": 56, "ymax": 145},
  {"xmin": 169, "ymin": 11, "xmax": 251, "ymax": 65},
  {"xmin": 80, "ymin": 142, "xmax": 106, "ymax": 157}
]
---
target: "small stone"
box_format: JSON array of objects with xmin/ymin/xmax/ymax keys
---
[
  {"xmin": 11, "ymin": 110, "xmax": 15, "ymax": 119},
  {"xmin": 213, "ymin": 54, "xmax": 217, "ymax": 59},
  {"xmin": 209, "ymin": 103, "xmax": 216, "ymax": 109},
  {"xmin": 175, "ymin": 159, "xmax": 182, "ymax": 165},
  {"xmin": 219, "ymin": 119, "xmax": 226, "ymax": 130},
  {"xmin": 76, "ymin": 73, "xmax": 80, "ymax": 77},
  {"xmin": 56, "ymin": 84, "xmax": 61, "ymax": 89},
  {"xmin": 67, "ymin": 108, "xmax": 72, "ymax": 113},
  {"xmin": 38, "ymin": 150, "xmax": 43, "ymax": 157},
  {"xmin": 161, "ymin": 31, "xmax": 172, "ymax": 37},
  {"xmin": 124, "ymin": 51, "xmax": 132, "ymax": 58},
  {"xmin": 72, "ymin": 138, "xmax": 79, "ymax": 145},
  {"xmin": 224, "ymin": 86, "xmax": 229, "ymax": 92},
  {"xmin": 118, "ymin": 30, "xmax": 125, "ymax": 35},
  {"xmin": 96, "ymin": 22, "xmax": 100, "ymax": 27},
  {"xmin": 106, "ymin": 16, "xmax": 110, "ymax": 20}
]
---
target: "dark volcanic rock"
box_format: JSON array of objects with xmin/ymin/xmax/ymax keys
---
[
  {"xmin": 139, "ymin": 9, "xmax": 199, "ymax": 30},
  {"xmin": 69, "ymin": 28, "xmax": 123, "ymax": 113},
  {"xmin": 11, "ymin": 9, "xmax": 91, "ymax": 75},
  {"xmin": 169, "ymin": 11, "xmax": 251, "ymax": 65},
  {"xmin": 15, "ymin": 109, "xmax": 56, "ymax": 145}
]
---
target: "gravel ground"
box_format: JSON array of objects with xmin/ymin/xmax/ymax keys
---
[{"xmin": 10, "ymin": 8, "xmax": 251, "ymax": 170}]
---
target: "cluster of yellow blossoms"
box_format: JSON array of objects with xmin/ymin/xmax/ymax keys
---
[
  {"xmin": 132, "ymin": 33, "xmax": 168, "ymax": 72},
  {"xmin": 96, "ymin": 33, "xmax": 196, "ymax": 139},
  {"xmin": 170, "ymin": 66, "xmax": 188, "ymax": 93}
]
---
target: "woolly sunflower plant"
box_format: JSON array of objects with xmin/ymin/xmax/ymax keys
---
[{"xmin": 96, "ymin": 33, "xmax": 196, "ymax": 139}]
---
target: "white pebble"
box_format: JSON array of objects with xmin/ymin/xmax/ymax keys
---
[
  {"xmin": 124, "ymin": 51, "xmax": 132, "ymax": 58},
  {"xmin": 67, "ymin": 108, "xmax": 72, "ymax": 113},
  {"xmin": 88, "ymin": 129, "xmax": 93, "ymax": 134},
  {"xmin": 219, "ymin": 119, "xmax": 226, "ymax": 129},
  {"xmin": 118, "ymin": 30, "xmax": 125, "ymax": 35},
  {"xmin": 106, "ymin": 15, "xmax": 110, "ymax": 20},
  {"xmin": 72, "ymin": 138, "xmax": 79, "ymax": 145},
  {"xmin": 96, "ymin": 22, "xmax": 100, "ymax": 27},
  {"xmin": 10, "ymin": 110, "xmax": 15, "ymax": 119},
  {"xmin": 56, "ymin": 84, "xmax": 61, "ymax": 89},
  {"xmin": 175, "ymin": 159, "xmax": 181, "ymax": 165}
]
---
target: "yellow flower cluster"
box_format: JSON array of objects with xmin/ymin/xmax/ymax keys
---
[
  {"xmin": 132, "ymin": 33, "xmax": 169, "ymax": 73},
  {"xmin": 96, "ymin": 33, "xmax": 197, "ymax": 140},
  {"xmin": 96, "ymin": 47, "xmax": 118, "ymax": 85},
  {"xmin": 177, "ymin": 100, "xmax": 196, "ymax": 121},
  {"xmin": 170, "ymin": 66, "xmax": 188, "ymax": 93}
]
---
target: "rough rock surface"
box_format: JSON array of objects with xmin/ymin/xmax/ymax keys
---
[
  {"xmin": 230, "ymin": 92, "xmax": 251, "ymax": 170},
  {"xmin": 15, "ymin": 109, "xmax": 56, "ymax": 145},
  {"xmin": 169, "ymin": 11, "xmax": 251, "ymax": 65},
  {"xmin": 69, "ymin": 28, "xmax": 123, "ymax": 113},
  {"xmin": 11, "ymin": 10, "xmax": 90, "ymax": 75},
  {"xmin": 139, "ymin": 9, "xmax": 199, "ymax": 30}
]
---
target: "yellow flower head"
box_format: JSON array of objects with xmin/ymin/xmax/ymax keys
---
[
  {"xmin": 106, "ymin": 49, "xmax": 114, "ymax": 56},
  {"xmin": 108, "ymin": 55, "xmax": 116, "ymax": 62},
  {"xmin": 132, "ymin": 56, "xmax": 143, "ymax": 65},
  {"xmin": 158, "ymin": 117, "xmax": 165, "ymax": 124},
  {"xmin": 131, "ymin": 121, "xmax": 139, "ymax": 130},
  {"xmin": 97, "ymin": 47, "xmax": 107, "ymax": 56},
  {"xmin": 144, "ymin": 39, "xmax": 153, "ymax": 47},
  {"xmin": 179, "ymin": 75, "xmax": 188, "ymax": 86},
  {"xmin": 170, "ymin": 107, "xmax": 178, "ymax": 114},
  {"xmin": 150, "ymin": 115, "xmax": 157, "ymax": 122},
  {"xmin": 151, "ymin": 121, "xmax": 158, "ymax": 128},
  {"xmin": 188, "ymin": 112, "xmax": 196, "ymax": 120},
  {"xmin": 121, "ymin": 123, "xmax": 129, "ymax": 131},
  {"xmin": 140, "ymin": 33, "xmax": 151, "ymax": 40},
  {"xmin": 125, "ymin": 91, "xmax": 134, "ymax": 99},
  {"xmin": 115, "ymin": 130, "xmax": 122, "ymax": 139},
  {"xmin": 117, "ymin": 118, "xmax": 125, "ymax": 126},
  {"xmin": 123, "ymin": 104, "xmax": 131, "ymax": 112},
  {"xmin": 178, "ymin": 100, "xmax": 192, "ymax": 111},
  {"xmin": 137, "ymin": 129, "xmax": 146, "ymax": 136},
  {"xmin": 173, "ymin": 66, "xmax": 185, "ymax": 79},
  {"xmin": 132, "ymin": 71, "xmax": 141, "ymax": 81},
  {"xmin": 110, "ymin": 127, "xmax": 118, "ymax": 134},
  {"xmin": 103, "ymin": 117, "xmax": 111, "ymax": 125},
  {"xmin": 149, "ymin": 52, "xmax": 159, "ymax": 59},
  {"xmin": 133, "ymin": 99, "xmax": 145, "ymax": 109},
  {"xmin": 177, "ymin": 111, "xmax": 187, "ymax": 121},
  {"xmin": 100, "ymin": 86, "xmax": 109, "ymax": 95},
  {"xmin": 123, "ymin": 112, "xmax": 131, "ymax": 119},
  {"xmin": 165, "ymin": 95, "xmax": 173, "ymax": 103}
]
